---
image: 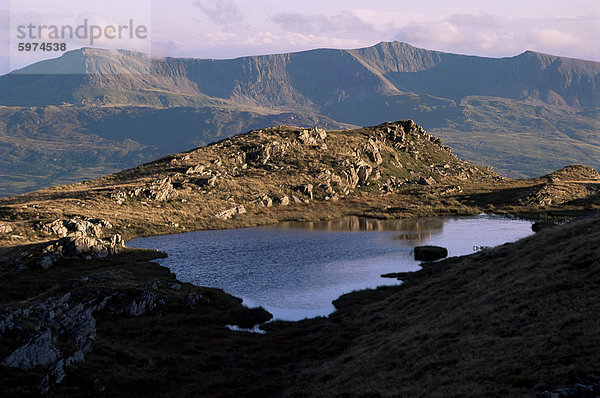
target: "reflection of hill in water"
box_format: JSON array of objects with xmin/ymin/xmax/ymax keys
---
[
  {"xmin": 276, "ymin": 216, "xmax": 446, "ymax": 235},
  {"xmin": 392, "ymin": 232, "xmax": 434, "ymax": 243}
]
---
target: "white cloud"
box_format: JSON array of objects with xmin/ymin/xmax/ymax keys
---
[
  {"xmin": 195, "ymin": 0, "xmax": 242, "ymax": 25},
  {"xmin": 393, "ymin": 12, "xmax": 600, "ymax": 60},
  {"xmin": 527, "ymin": 29, "xmax": 580, "ymax": 47},
  {"xmin": 271, "ymin": 11, "xmax": 374, "ymax": 35},
  {"xmin": 1, "ymin": 7, "xmax": 11, "ymax": 75}
]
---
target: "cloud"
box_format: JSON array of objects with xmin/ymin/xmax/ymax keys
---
[
  {"xmin": 445, "ymin": 13, "xmax": 504, "ymax": 29},
  {"xmin": 195, "ymin": 0, "xmax": 242, "ymax": 25},
  {"xmin": 271, "ymin": 11, "xmax": 374, "ymax": 35},
  {"xmin": 0, "ymin": 7, "xmax": 9, "ymax": 75},
  {"xmin": 527, "ymin": 29, "xmax": 580, "ymax": 48},
  {"xmin": 394, "ymin": 12, "xmax": 600, "ymax": 60}
]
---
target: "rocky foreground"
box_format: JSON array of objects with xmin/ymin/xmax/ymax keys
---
[
  {"xmin": 0, "ymin": 120, "xmax": 599, "ymax": 396},
  {"xmin": 1, "ymin": 209, "xmax": 599, "ymax": 397}
]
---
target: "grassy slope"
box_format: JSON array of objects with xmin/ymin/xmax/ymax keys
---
[
  {"xmin": 430, "ymin": 96, "xmax": 600, "ymax": 178},
  {"xmin": 277, "ymin": 214, "xmax": 600, "ymax": 396}
]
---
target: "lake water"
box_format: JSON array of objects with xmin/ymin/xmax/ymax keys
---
[{"xmin": 128, "ymin": 215, "xmax": 533, "ymax": 321}]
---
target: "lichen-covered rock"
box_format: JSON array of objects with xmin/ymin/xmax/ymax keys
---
[
  {"xmin": 39, "ymin": 233, "xmax": 125, "ymax": 268},
  {"xmin": 126, "ymin": 290, "xmax": 160, "ymax": 317},
  {"xmin": 257, "ymin": 194, "xmax": 273, "ymax": 207},
  {"xmin": 246, "ymin": 144, "xmax": 271, "ymax": 164},
  {"xmin": 0, "ymin": 223, "xmax": 14, "ymax": 234},
  {"xmin": 298, "ymin": 127, "xmax": 326, "ymax": 145},
  {"xmin": 186, "ymin": 164, "xmax": 205, "ymax": 175},
  {"xmin": 40, "ymin": 217, "xmax": 111, "ymax": 238},
  {"xmin": 364, "ymin": 139, "xmax": 383, "ymax": 165},
  {"xmin": 279, "ymin": 196, "xmax": 290, "ymax": 206},
  {"xmin": 214, "ymin": 205, "xmax": 246, "ymax": 220},
  {"xmin": 145, "ymin": 177, "xmax": 177, "ymax": 202},
  {"xmin": 417, "ymin": 176, "xmax": 437, "ymax": 186},
  {"xmin": 342, "ymin": 166, "xmax": 360, "ymax": 189},
  {"xmin": 297, "ymin": 184, "xmax": 314, "ymax": 200},
  {"xmin": 357, "ymin": 165, "xmax": 373, "ymax": 184}
]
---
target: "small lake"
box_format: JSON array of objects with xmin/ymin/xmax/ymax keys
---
[{"xmin": 128, "ymin": 215, "xmax": 533, "ymax": 321}]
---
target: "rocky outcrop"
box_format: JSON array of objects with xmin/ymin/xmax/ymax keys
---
[
  {"xmin": 40, "ymin": 217, "xmax": 112, "ymax": 238},
  {"xmin": 414, "ymin": 245, "xmax": 448, "ymax": 261},
  {"xmin": 0, "ymin": 274, "xmax": 188, "ymax": 395},
  {"xmin": 246, "ymin": 144, "xmax": 272, "ymax": 165},
  {"xmin": 214, "ymin": 205, "xmax": 247, "ymax": 220},
  {"xmin": 297, "ymin": 127, "xmax": 326, "ymax": 145},
  {"xmin": 363, "ymin": 139, "xmax": 383, "ymax": 165},
  {"xmin": 0, "ymin": 223, "xmax": 13, "ymax": 234},
  {"xmin": 519, "ymin": 181, "xmax": 599, "ymax": 207},
  {"xmin": 256, "ymin": 194, "xmax": 273, "ymax": 207},
  {"xmin": 110, "ymin": 176, "xmax": 180, "ymax": 204},
  {"xmin": 246, "ymin": 141, "xmax": 288, "ymax": 165},
  {"xmin": 279, "ymin": 196, "xmax": 290, "ymax": 206},
  {"xmin": 185, "ymin": 164, "xmax": 205, "ymax": 175},
  {"xmin": 357, "ymin": 164, "xmax": 373, "ymax": 185},
  {"xmin": 4, "ymin": 328, "xmax": 60, "ymax": 370},
  {"xmin": 417, "ymin": 176, "xmax": 437, "ymax": 186},
  {"xmin": 342, "ymin": 166, "xmax": 360, "ymax": 190},
  {"xmin": 545, "ymin": 165, "xmax": 600, "ymax": 182},
  {"xmin": 37, "ymin": 217, "xmax": 123, "ymax": 268},
  {"xmin": 1, "ymin": 291, "xmax": 110, "ymax": 394},
  {"xmin": 296, "ymin": 184, "xmax": 314, "ymax": 200},
  {"xmin": 111, "ymin": 288, "xmax": 164, "ymax": 318},
  {"xmin": 39, "ymin": 233, "xmax": 125, "ymax": 269},
  {"xmin": 145, "ymin": 177, "xmax": 177, "ymax": 202},
  {"xmin": 536, "ymin": 374, "xmax": 600, "ymax": 398}
]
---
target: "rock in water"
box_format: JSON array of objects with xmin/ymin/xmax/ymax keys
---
[
  {"xmin": 532, "ymin": 221, "xmax": 557, "ymax": 232},
  {"xmin": 414, "ymin": 245, "xmax": 448, "ymax": 261}
]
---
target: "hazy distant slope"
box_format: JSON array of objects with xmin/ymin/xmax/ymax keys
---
[{"xmin": 0, "ymin": 105, "xmax": 351, "ymax": 196}]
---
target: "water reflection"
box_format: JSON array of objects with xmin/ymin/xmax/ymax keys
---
[{"xmin": 275, "ymin": 215, "xmax": 445, "ymax": 233}]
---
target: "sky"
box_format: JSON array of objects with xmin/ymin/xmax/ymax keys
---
[{"xmin": 1, "ymin": 0, "xmax": 599, "ymax": 75}]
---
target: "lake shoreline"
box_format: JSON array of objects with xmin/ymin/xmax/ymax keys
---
[{"xmin": 128, "ymin": 214, "xmax": 534, "ymax": 321}]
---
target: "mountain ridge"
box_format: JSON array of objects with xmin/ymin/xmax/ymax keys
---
[
  {"xmin": 3, "ymin": 42, "xmax": 598, "ymax": 110},
  {"xmin": 0, "ymin": 41, "xmax": 599, "ymax": 195}
]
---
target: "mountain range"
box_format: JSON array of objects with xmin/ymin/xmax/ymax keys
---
[{"xmin": 1, "ymin": 41, "xmax": 599, "ymax": 195}]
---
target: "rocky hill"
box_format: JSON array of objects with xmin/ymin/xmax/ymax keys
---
[
  {"xmin": 1, "ymin": 120, "xmax": 598, "ymax": 253},
  {"xmin": 0, "ymin": 120, "xmax": 498, "ymax": 249},
  {"xmin": 1, "ymin": 42, "xmax": 599, "ymax": 195}
]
